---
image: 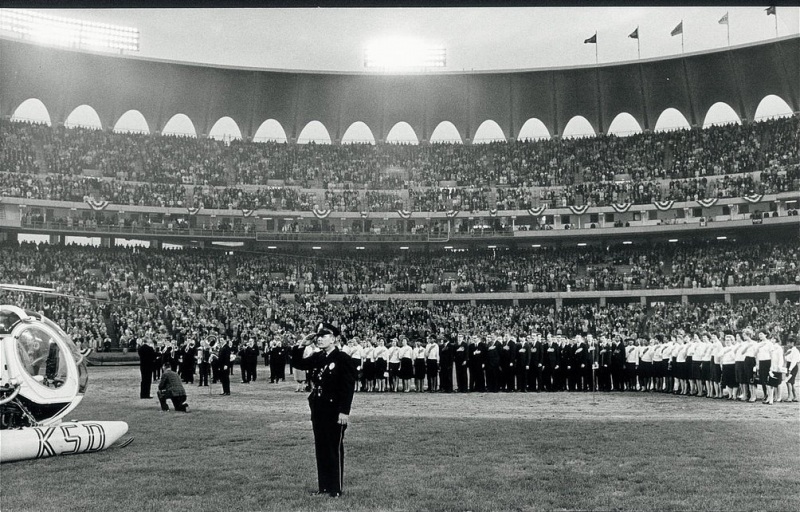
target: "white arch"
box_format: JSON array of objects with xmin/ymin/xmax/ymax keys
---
[
  {"xmin": 606, "ymin": 113, "xmax": 642, "ymax": 137},
  {"xmin": 654, "ymin": 108, "xmax": 691, "ymax": 132},
  {"xmin": 517, "ymin": 118, "xmax": 550, "ymax": 141},
  {"xmin": 385, "ymin": 122, "xmax": 419, "ymax": 144},
  {"xmin": 754, "ymin": 95, "xmax": 793, "ymax": 121},
  {"xmin": 252, "ymin": 119, "xmax": 287, "ymax": 143},
  {"xmin": 472, "ymin": 120, "xmax": 506, "ymax": 144},
  {"xmin": 297, "ymin": 121, "xmax": 331, "ymax": 144},
  {"xmin": 208, "ymin": 116, "xmax": 243, "ymax": 142},
  {"xmin": 562, "ymin": 116, "xmax": 595, "ymax": 139},
  {"xmin": 703, "ymin": 102, "xmax": 741, "ymax": 128},
  {"xmin": 64, "ymin": 105, "xmax": 102, "ymax": 130},
  {"xmin": 341, "ymin": 122, "xmax": 376, "ymax": 144},
  {"xmin": 162, "ymin": 114, "xmax": 197, "ymax": 137},
  {"xmin": 12, "ymin": 98, "xmax": 52, "ymax": 126},
  {"xmin": 429, "ymin": 121, "xmax": 462, "ymax": 143},
  {"xmin": 113, "ymin": 110, "xmax": 150, "ymax": 134}
]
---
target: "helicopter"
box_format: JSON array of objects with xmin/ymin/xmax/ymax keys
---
[{"xmin": 0, "ymin": 285, "xmax": 131, "ymax": 463}]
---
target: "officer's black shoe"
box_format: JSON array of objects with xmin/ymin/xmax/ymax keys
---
[{"xmin": 328, "ymin": 492, "xmax": 342, "ymax": 498}]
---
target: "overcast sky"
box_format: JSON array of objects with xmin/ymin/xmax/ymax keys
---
[{"xmin": 22, "ymin": 6, "xmax": 800, "ymax": 71}]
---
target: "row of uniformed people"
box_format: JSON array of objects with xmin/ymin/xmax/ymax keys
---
[{"xmin": 325, "ymin": 331, "xmax": 799, "ymax": 402}]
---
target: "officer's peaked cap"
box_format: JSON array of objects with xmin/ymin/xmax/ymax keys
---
[{"xmin": 315, "ymin": 322, "xmax": 340, "ymax": 337}]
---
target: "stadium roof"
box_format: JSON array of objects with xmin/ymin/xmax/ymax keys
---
[{"xmin": 1, "ymin": 34, "xmax": 797, "ymax": 141}]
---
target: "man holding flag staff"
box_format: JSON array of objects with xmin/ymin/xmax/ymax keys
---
[{"xmin": 293, "ymin": 322, "xmax": 357, "ymax": 498}]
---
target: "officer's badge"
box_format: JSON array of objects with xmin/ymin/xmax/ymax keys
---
[{"xmin": 328, "ymin": 362, "xmax": 336, "ymax": 370}]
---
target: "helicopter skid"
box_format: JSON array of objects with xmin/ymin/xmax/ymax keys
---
[{"xmin": 0, "ymin": 420, "xmax": 129, "ymax": 463}]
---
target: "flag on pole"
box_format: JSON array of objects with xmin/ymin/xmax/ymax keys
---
[
  {"xmin": 584, "ymin": 33, "xmax": 597, "ymax": 44},
  {"xmin": 718, "ymin": 12, "xmax": 728, "ymax": 24},
  {"xmin": 766, "ymin": 5, "xmax": 776, "ymax": 16},
  {"xmin": 671, "ymin": 22, "xmax": 683, "ymax": 36},
  {"xmin": 628, "ymin": 27, "xmax": 639, "ymax": 39}
]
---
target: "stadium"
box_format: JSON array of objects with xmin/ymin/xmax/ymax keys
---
[{"xmin": 1, "ymin": 6, "xmax": 799, "ymax": 512}]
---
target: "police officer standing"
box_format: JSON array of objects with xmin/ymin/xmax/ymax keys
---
[{"xmin": 292, "ymin": 322, "xmax": 357, "ymax": 498}]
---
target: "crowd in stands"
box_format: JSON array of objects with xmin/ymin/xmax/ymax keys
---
[
  {"xmin": 2, "ymin": 117, "xmax": 798, "ymax": 212},
  {"xmin": 1, "ymin": 241, "xmax": 797, "ymax": 354}
]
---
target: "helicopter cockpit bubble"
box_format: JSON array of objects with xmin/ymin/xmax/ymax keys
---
[{"xmin": 1, "ymin": 306, "xmax": 86, "ymax": 428}]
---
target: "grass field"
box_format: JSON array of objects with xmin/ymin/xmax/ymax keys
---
[{"xmin": 2, "ymin": 366, "xmax": 798, "ymax": 512}]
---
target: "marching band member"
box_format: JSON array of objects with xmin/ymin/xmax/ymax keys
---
[{"xmin": 784, "ymin": 338, "xmax": 799, "ymax": 402}]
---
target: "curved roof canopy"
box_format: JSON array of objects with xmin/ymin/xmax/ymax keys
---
[{"xmin": 1, "ymin": 35, "xmax": 797, "ymax": 141}]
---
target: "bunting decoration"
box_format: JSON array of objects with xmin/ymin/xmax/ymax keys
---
[
  {"xmin": 445, "ymin": 209, "xmax": 460, "ymax": 218},
  {"xmin": 527, "ymin": 206, "xmax": 547, "ymax": 217},
  {"xmin": 743, "ymin": 194, "xmax": 764, "ymax": 203},
  {"xmin": 312, "ymin": 208, "xmax": 331, "ymax": 219},
  {"xmin": 569, "ymin": 205, "xmax": 590, "ymax": 215},
  {"xmin": 489, "ymin": 209, "xmax": 498, "ymax": 217},
  {"xmin": 187, "ymin": 207, "xmax": 201, "ymax": 216},
  {"xmin": 242, "ymin": 209, "xmax": 255, "ymax": 217},
  {"xmin": 397, "ymin": 209, "xmax": 412, "ymax": 219},
  {"xmin": 697, "ymin": 198, "xmax": 719, "ymax": 208},
  {"xmin": 653, "ymin": 200, "xmax": 675, "ymax": 211},
  {"xmin": 611, "ymin": 202, "xmax": 632, "ymax": 213},
  {"xmin": 86, "ymin": 199, "xmax": 109, "ymax": 211}
]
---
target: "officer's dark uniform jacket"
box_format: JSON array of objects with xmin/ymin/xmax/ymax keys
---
[{"xmin": 292, "ymin": 346, "xmax": 357, "ymax": 417}]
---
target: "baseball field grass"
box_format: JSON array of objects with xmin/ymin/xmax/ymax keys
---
[{"xmin": 1, "ymin": 366, "xmax": 798, "ymax": 512}]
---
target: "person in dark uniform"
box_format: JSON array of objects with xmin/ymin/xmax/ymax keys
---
[
  {"xmin": 468, "ymin": 336, "xmax": 486, "ymax": 392},
  {"xmin": 218, "ymin": 338, "xmax": 232, "ymax": 395},
  {"xmin": 542, "ymin": 334, "xmax": 560, "ymax": 392},
  {"xmin": 247, "ymin": 338, "xmax": 260, "ymax": 382},
  {"xmin": 292, "ymin": 322, "xmax": 357, "ymax": 498},
  {"xmin": 529, "ymin": 333, "xmax": 543, "ymax": 392},
  {"xmin": 454, "ymin": 334, "xmax": 469, "ymax": 392},
  {"xmin": 198, "ymin": 340, "xmax": 211, "ymax": 387},
  {"xmin": 516, "ymin": 335, "xmax": 532, "ymax": 392},
  {"xmin": 439, "ymin": 334, "xmax": 455, "ymax": 393},
  {"xmin": 500, "ymin": 336, "xmax": 516, "ymax": 392},
  {"xmin": 137, "ymin": 338, "xmax": 155, "ymax": 399},
  {"xmin": 611, "ymin": 338, "xmax": 626, "ymax": 391},
  {"xmin": 239, "ymin": 342, "xmax": 249, "ymax": 383},
  {"xmin": 152, "ymin": 341, "xmax": 163, "ymax": 382}
]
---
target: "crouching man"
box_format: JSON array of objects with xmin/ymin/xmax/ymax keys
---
[{"xmin": 157, "ymin": 365, "xmax": 189, "ymax": 413}]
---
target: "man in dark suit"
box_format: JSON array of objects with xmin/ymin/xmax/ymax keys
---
[
  {"xmin": 137, "ymin": 338, "xmax": 155, "ymax": 399},
  {"xmin": 516, "ymin": 335, "xmax": 532, "ymax": 392},
  {"xmin": 454, "ymin": 334, "xmax": 469, "ymax": 392},
  {"xmin": 292, "ymin": 322, "xmax": 357, "ymax": 498},
  {"xmin": 439, "ymin": 335, "xmax": 455, "ymax": 393},
  {"xmin": 218, "ymin": 338, "xmax": 232, "ymax": 395},
  {"xmin": 157, "ymin": 365, "xmax": 189, "ymax": 412}
]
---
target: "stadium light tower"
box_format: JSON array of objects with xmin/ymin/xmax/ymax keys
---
[
  {"xmin": 364, "ymin": 38, "xmax": 446, "ymax": 72},
  {"xmin": 0, "ymin": 9, "xmax": 139, "ymax": 53}
]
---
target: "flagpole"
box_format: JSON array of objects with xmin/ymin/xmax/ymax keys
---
[
  {"xmin": 774, "ymin": 12, "xmax": 779, "ymax": 37},
  {"xmin": 727, "ymin": 16, "xmax": 730, "ymax": 46},
  {"xmin": 637, "ymin": 36, "xmax": 640, "ymax": 59},
  {"xmin": 595, "ymin": 33, "xmax": 598, "ymax": 65},
  {"xmin": 681, "ymin": 20, "xmax": 684, "ymax": 54}
]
